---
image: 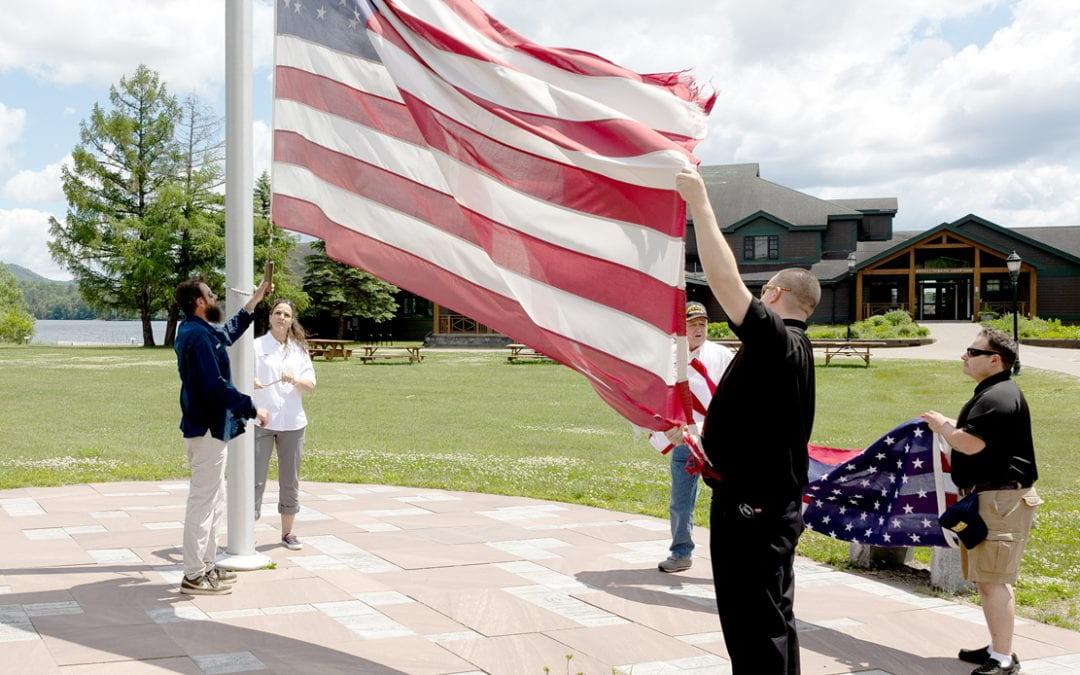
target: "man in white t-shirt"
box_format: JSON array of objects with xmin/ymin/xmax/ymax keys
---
[{"xmin": 653, "ymin": 301, "xmax": 733, "ymax": 572}]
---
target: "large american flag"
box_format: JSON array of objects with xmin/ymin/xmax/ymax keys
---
[
  {"xmin": 271, "ymin": 0, "xmax": 714, "ymax": 430},
  {"xmin": 804, "ymin": 419, "xmax": 961, "ymax": 548}
]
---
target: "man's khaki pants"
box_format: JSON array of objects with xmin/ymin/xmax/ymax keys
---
[{"xmin": 182, "ymin": 432, "xmax": 227, "ymax": 580}]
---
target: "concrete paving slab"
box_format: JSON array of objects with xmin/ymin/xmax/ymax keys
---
[{"xmin": 1, "ymin": 481, "xmax": 1078, "ymax": 673}]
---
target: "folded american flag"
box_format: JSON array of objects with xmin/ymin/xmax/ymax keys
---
[
  {"xmin": 803, "ymin": 419, "xmax": 960, "ymax": 548},
  {"xmin": 271, "ymin": 0, "xmax": 713, "ymax": 431}
]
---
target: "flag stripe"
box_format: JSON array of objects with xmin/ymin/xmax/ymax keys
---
[
  {"xmin": 274, "ymin": 163, "xmax": 677, "ymax": 380},
  {"xmin": 276, "ymin": 64, "xmax": 686, "ymax": 231},
  {"xmin": 438, "ymin": 0, "xmax": 716, "ymax": 112},
  {"xmin": 400, "ymin": 90, "xmax": 687, "ymax": 232},
  {"xmin": 370, "ymin": 6, "xmax": 696, "ymax": 158},
  {"xmin": 283, "ymin": 33, "xmax": 688, "ymax": 189},
  {"xmin": 277, "ymin": 34, "xmax": 402, "ymax": 103},
  {"xmin": 273, "ymin": 193, "xmax": 682, "ymax": 430},
  {"xmin": 386, "ymin": 0, "xmax": 710, "ymax": 138},
  {"xmin": 276, "ymin": 66, "xmax": 422, "ymax": 143},
  {"xmin": 273, "ymin": 130, "xmax": 683, "ymax": 333},
  {"xmin": 273, "ymin": 99, "xmax": 686, "ymax": 284}
]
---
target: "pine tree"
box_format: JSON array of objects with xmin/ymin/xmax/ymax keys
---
[
  {"xmin": 302, "ymin": 240, "xmax": 397, "ymax": 339},
  {"xmin": 48, "ymin": 65, "xmax": 181, "ymax": 346},
  {"xmin": 162, "ymin": 94, "xmax": 226, "ymax": 345},
  {"xmin": 251, "ymin": 171, "xmax": 308, "ymax": 333}
]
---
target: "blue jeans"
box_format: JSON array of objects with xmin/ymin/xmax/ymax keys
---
[{"xmin": 669, "ymin": 444, "xmax": 700, "ymax": 558}]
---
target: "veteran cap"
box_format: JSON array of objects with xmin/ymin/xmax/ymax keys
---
[{"xmin": 686, "ymin": 301, "xmax": 709, "ymax": 322}]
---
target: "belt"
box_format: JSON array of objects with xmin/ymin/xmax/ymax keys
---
[{"xmin": 973, "ymin": 480, "xmax": 1030, "ymax": 492}]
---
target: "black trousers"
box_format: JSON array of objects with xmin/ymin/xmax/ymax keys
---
[{"xmin": 710, "ymin": 495, "xmax": 804, "ymax": 675}]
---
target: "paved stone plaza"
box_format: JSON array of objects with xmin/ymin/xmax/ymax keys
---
[{"xmin": 2, "ymin": 482, "xmax": 1079, "ymax": 673}]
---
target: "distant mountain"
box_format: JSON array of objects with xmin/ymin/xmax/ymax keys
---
[{"xmin": 2, "ymin": 262, "xmax": 69, "ymax": 285}]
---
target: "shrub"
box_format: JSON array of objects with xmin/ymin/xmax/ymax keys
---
[
  {"xmin": 0, "ymin": 308, "xmax": 35, "ymax": 343},
  {"xmin": 982, "ymin": 316, "xmax": 1080, "ymax": 340},
  {"xmin": 806, "ymin": 308, "xmax": 928, "ymax": 340},
  {"xmin": 707, "ymin": 321, "xmax": 734, "ymax": 339}
]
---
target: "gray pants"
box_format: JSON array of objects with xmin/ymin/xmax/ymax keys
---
[{"xmin": 254, "ymin": 426, "xmax": 305, "ymax": 518}]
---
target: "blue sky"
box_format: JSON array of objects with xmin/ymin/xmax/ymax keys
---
[{"xmin": 2, "ymin": 0, "xmax": 1078, "ymax": 280}]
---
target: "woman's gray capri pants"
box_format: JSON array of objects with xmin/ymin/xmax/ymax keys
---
[{"xmin": 253, "ymin": 426, "xmax": 306, "ymax": 517}]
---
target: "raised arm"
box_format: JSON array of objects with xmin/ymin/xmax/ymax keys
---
[{"xmin": 676, "ymin": 169, "xmax": 753, "ymax": 326}]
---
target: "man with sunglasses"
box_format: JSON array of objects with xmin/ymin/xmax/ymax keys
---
[
  {"xmin": 676, "ymin": 168, "xmax": 820, "ymax": 674},
  {"xmin": 921, "ymin": 328, "xmax": 1041, "ymax": 675},
  {"xmin": 173, "ymin": 277, "xmax": 271, "ymax": 596}
]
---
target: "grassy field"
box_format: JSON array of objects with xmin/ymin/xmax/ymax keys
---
[{"xmin": 1, "ymin": 344, "xmax": 1078, "ymax": 629}]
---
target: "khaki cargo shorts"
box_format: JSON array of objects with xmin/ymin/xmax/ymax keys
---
[{"xmin": 960, "ymin": 486, "xmax": 1042, "ymax": 584}]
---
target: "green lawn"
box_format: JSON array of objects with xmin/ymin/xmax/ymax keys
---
[{"xmin": 1, "ymin": 345, "xmax": 1078, "ymax": 629}]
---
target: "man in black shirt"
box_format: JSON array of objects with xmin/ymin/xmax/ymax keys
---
[
  {"xmin": 677, "ymin": 168, "xmax": 819, "ymax": 674},
  {"xmin": 922, "ymin": 328, "xmax": 1041, "ymax": 675}
]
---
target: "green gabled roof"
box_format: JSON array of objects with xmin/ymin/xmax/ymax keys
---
[
  {"xmin": 853, "ymin": 215, "xmax": 1080, "ymax": 271},
  {"xmin": 722, "ymin": 210, "xmax": 827, "ymax": 233},
  {"xmin": 950, "ymin": 215, "xmax": 1080, "ymax": 267}
]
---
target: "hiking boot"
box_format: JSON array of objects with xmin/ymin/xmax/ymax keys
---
[
  {"xmin": 282, "ymin": 532, "xmax": 303, "ymax": 550},
  {"xmin": 208, "ymin": 566, "xmax": 237, "ymax": 586},
  {"xmin": 971, "ymin": 656, "xmax": 1020, "ymax": 675},
  {"xmin": 658, "ymin": 555, "xmax": 692, "ymax": 573},
  {"xmin": 179, "ymin": 573, "xmax": 232, "ymax": 596}
]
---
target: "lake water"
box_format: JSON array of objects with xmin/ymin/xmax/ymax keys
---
[{"xmin": 32, "ymin": 320, "xmax": 170, "ymax": 345}]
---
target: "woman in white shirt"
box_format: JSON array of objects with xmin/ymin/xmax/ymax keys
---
[{"xmin": 253, "ymin": 299, "xmax": 316, "ymax": 550}]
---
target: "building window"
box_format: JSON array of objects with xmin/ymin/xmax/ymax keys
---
[
  {"xmin": 743, "ymin": 235, "xmax": 779, "ymax": 260},
  {"xmin": 985, "ymin": 279, "xmax": 1002, "ymax": 293}
]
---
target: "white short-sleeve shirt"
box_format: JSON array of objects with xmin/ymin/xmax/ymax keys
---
[{"xmin": 253, "ymin": 332, "xmax": 316, "ymax": 431}]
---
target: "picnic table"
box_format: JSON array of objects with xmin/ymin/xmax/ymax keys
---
[
  {"xmin": 506, "ymin": 343, "xmax": 553, "ymax": 363},
  {"xmin": 357, "ymin": 345, "xmax": 424, "ymax": 364},
  {"xmin": 812, "ymin": 340, "xmax": 889, "ymax": 367},
  {"xmin": 307, "ymin": 339, "xmax": 353, "ymax": 361}
]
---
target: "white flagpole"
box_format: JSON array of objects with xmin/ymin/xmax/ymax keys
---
[{"xmin": 220, "ymin": 0, "xmax": 270, "ymax": 571}]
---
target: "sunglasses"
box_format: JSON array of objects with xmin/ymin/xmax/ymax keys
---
[
  {"xmin": 965, "ymin": 347, "xmax": 1000, "ymax": 358},
  {"xmin": 760, "ymin": 284, "xmax": 791, "ymax": 298}
]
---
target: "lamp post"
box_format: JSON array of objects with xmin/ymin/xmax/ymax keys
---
[
  {"xmin": 1006, "ymin": 250, "xmax": 1022, "ymax": 375},
  {"xmin": 846, "ymin": 252, "xmax": 857, "ymax": 341}
]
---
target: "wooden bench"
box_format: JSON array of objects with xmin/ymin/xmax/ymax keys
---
[
  {"xmin": 307, "ymin": 339, "xmax": 353, "ymax": 361},
  {"xmin": 506, "ymin": 343, "xmax": 553, "ymax": 363},
  {"xmin": 812, "ymin": 341, "xmax": 888, "ymax": 367},
  {"xmin": 357, "ymin": 345, "xmax": 424, "ymax": 364}
]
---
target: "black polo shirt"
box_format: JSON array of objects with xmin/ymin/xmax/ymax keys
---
[
  {"xmin": 701, "ymin": 298, "xmax": 815, "ymax": 506},
  {"xmin": 952, "ymin": 370, "xmax": 1038, "ymax": 490}
]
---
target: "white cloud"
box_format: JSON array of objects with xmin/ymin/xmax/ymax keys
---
[
  {"xmin": 0, "ymin": 0, "xmax": 275, "ymax": 93},
  {"xmin": 2, "ymin": 155, "xmax": 71, "ymax": 204},
  {"xmin": 0, "ymin": 102, "xmax": 27, "ymax": 169},
  {"xmin": 0, "ymin": 208, "xmax": 69, "ymax": 280}
]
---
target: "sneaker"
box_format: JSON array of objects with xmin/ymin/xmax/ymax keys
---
[
  {"xmin": 179, "ymin": 573, "xmax": 232, "ymax": 596},
  {"xmin": 208, "ymin": 566, "xmax": 237, "ymax": 586},
  {"xmin": 971, "ymin": 657, "xmax": 1020, "ymax": 675},
  {"xmin": 658, "ymin": 555, "xmax": 692, "ymax": 573},
  {"xmin": 959, "ymin": 647, "xmax": 991, "ymax": 664},
  {"xmin": 959, "ymin": 647, "xmax": 1020, "ymax": 668},
  {"xmin": 281, "ymin": 532, "xmax": 302, "ymax": 550}
]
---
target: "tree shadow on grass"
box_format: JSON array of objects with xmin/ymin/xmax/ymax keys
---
[{"xmin": 0, "ymin": 564, "xmax": 408, "ymax": 673}]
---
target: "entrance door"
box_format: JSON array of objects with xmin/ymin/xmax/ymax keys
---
[{"xmin": 919, "ymin": 280, "xmax": 970, "ymax": 320}]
